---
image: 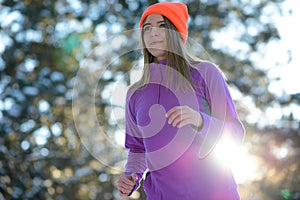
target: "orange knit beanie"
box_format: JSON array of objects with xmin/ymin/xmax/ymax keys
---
[{"xmin": 139, "ymin": 2, "xmax": 189, "ymax": 43}]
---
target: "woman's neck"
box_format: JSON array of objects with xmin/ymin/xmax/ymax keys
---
[{"xmin": 158, "ymin": 59, "xmax": 167, "ymax": 65}]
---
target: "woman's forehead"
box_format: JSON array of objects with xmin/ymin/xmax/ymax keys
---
[{"xmin": 143, "ymin": 14, "xmax": 164, "ymax": 24}]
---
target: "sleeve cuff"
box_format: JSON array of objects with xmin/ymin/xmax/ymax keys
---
[{"xmin": 196, "ymin": 112, "xmax": 210, "ymax": 136}]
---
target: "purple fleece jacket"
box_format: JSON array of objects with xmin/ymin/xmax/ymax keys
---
[{"xmin": 124, "ymin": 60, "xmax": 245, "ymax": 200}]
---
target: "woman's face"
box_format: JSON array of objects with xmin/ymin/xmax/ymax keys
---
[{"xmin": 142, "ymin": 14, "xmax": 167, "ymax": 61}]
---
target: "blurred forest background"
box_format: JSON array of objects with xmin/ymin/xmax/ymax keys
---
[{"xmin": 0, "ymin": 0, "xmax": 299, "ymax": 199}]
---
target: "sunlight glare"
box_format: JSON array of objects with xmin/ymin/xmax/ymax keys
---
[
  {"xmin": 214, "ymin": 135, "xmax": 239, "ymax": 167},
  {"xmin": 214, "ymin": 135, "xmax": 260, "ymax": 184},
  {"xmin": 232, "ymin": 149, "xmax": 261, "ymax": 184}
]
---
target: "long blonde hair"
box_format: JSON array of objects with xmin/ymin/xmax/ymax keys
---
[{"xmin": 132, "ymin": 16, "xmax": 202, "ymax": 91}]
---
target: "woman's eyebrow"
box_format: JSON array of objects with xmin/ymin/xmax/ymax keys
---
[
  {"xmin": 142, "ymin": 20, "xmax": 165, "ymax": 27},
  {"xmin": 142, "ymin": 22, "xmax": 151, "ymax": 28}
]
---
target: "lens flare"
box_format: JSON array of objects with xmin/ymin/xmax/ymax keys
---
[{"xmin": 214, "ymin": 135, "xmax": 260, "ymax": 184}]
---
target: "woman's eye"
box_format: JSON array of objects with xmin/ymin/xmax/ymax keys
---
[
  {"xmin": 159, "ymin": 23, "xmax": 166, "ymax": 28},
  {"xmin": 143, "ymin": 26, "xmax": 151, "ymax": 32}
]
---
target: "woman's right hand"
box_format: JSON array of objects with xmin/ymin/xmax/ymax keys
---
[{"xmin": 117, "ymin": 174, "xmax": 137, "ymax": 197}]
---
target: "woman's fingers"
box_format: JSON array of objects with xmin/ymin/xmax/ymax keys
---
[
  {"xmin": 165, "ymin": 106, "xmax": 180, "ymax": 118},
  {"xmin": 169, "ymin": 112, "xmax": 190, "ymax": 127},
  {"xmin": 117, "ymin": 175, "xmax": 137, "ymax": 196},
  {"xmin": 177, "ymin": 117, "xmax": 194, "ymax": 128},
  {"xmin": 121, "ymin": 176, "xmax": 135, "ymax": 186},
  {"xmin": 166, "ymin": 106, "xmax": 186, "ymax": 123},
  {"xmin": 166, "ymin": 106, "xmax": 189, "ymax": 125},
  {"xmin": 118, "ymin": 185, "xmax": 132, "ymax": 196},
  {"xmin": 166, "ymin": 106, "xmax": 202, "ymax": 128}
]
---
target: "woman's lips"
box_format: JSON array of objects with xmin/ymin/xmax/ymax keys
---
[{"xmin": 150, "ymin": 41, "xmax": 163, "ymax": 45}]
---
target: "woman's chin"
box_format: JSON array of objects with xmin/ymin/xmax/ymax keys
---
[{"xmin": 149, "ymin": 50, "xmax": 166, "ymax": 60}]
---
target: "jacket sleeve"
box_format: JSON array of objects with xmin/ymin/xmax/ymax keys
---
[
  {"xmin": 124, "ymin": 89, "xmax": 147, "ymax": 194},
  {"xmin": 196, "ymin": 62, "xmax": 245, "ymax": 159}
]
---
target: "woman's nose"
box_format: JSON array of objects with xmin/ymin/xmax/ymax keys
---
[{"xmin": 150, "ymin": 27, "xmax": 160, "ymax": 36}]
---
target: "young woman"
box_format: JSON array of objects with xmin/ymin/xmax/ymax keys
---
[{"xmin": 117, "ymin": 2, "xmax": 245, "ymax": 200}]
